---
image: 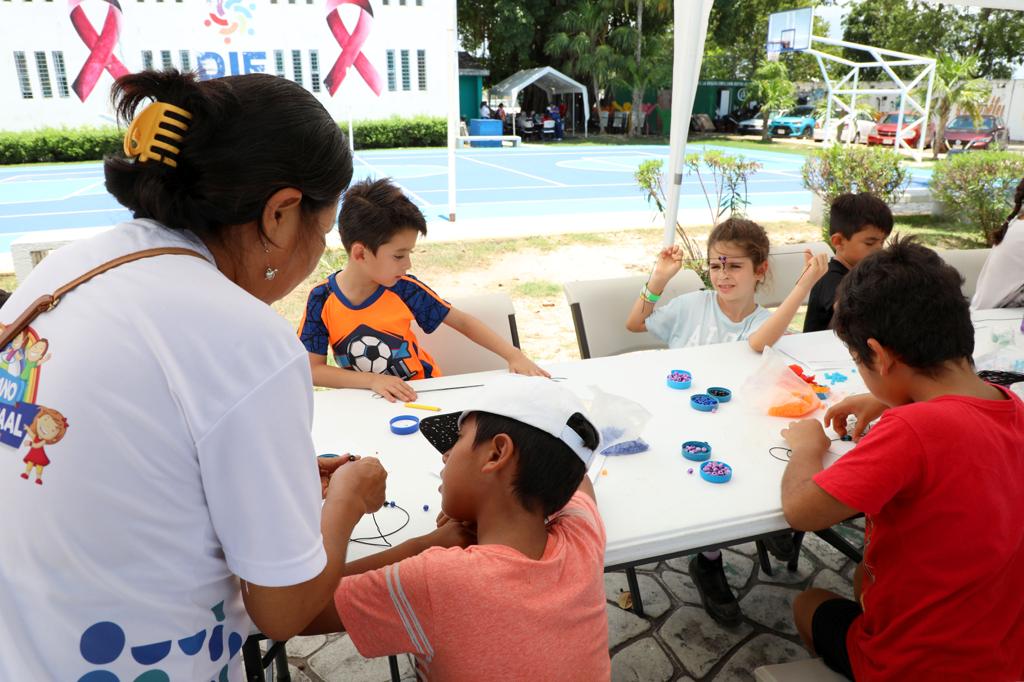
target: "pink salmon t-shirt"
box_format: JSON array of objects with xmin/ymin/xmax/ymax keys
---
[{"xmin": 334, "ymin": 492, "xmax": 610, "ymax": 680}]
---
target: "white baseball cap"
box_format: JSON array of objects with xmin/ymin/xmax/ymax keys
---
[{"xmin": 419, "ymin": 375, "xmax": 600, "ymax": 467}]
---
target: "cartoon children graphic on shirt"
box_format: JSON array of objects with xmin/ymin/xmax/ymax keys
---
[
  {"xmin": 2, "ymin": 331, "xmax": 27, "ymax": 377},
  {"xmin": 18, "ymin": 339, "xmax": 51, "ymax": 399},
  {"xmin": 20, "ymin": 406, "xmax": 69, "ymax": 485}
]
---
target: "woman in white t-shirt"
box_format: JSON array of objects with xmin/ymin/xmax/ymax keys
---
[
  {"xmin": 0, "ymin": 71, "xmax": 394, "ymax": 680},
  {"xmin": 973, "ymin": 178, "xmax": 1024, "ymax": 309}
]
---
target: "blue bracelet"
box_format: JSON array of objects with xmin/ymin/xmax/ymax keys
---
[{"xmin": 389, "ymin": 415, "xmax": 420, "ymax": 435}]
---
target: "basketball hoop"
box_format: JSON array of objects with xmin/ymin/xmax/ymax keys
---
[{"xmin": 767, "ymin": 43, "xmax": 781, "ymax": 62}]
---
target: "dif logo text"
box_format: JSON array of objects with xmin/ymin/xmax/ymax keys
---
[{"xmin": 196, "ymin": 51, "xmax": 272, "ymax": 79}]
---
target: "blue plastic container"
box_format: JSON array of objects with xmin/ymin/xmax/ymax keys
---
[
  {"xmin": 691, "ymin": 394, "xmax": 719, "ymax": 412},
  {"xmin": 700, "ymin": 460, "xmax": 732, "ymax": 484},
  {"xmin": 707, "ymin": 387, "xmax": 732, "ymax": 403},
  {"xmin": 666, "ymin": 369, "xmax": 692, "ymax": 390},
  {"xmin": 681, "ymin": 441, "xmax": 711, "ymax": 462},
  {"xmin": 469, "ymin": 118, "xmax": 502, "ymax": 147}
]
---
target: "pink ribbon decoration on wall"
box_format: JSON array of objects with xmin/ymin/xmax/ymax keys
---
[
  {"xmin": 324, "ymin": 0, "xmax": 383, "ymax": 96},
  {"xmin": 69, "ymin": 0, "xmax": 129, "ymax": 102}
]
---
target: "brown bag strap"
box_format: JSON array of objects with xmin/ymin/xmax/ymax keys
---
[{"xmin": 0, "ymin": 247, "xmax": 208, "ymax": 351}]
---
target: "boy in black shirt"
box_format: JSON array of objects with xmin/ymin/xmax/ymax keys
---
[{"xmin": 804, "ymin": 193, "xmax": 893, "ymax": 332}]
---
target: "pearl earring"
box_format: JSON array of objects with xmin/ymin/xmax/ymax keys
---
[{"xmin": 263, "ymin": 243, "xmax": 278, "ymax": 280}]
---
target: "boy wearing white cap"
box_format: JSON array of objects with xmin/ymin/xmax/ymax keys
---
[{"xmin": 304, "ymin": 375, "xmax": 610, "ymax": 679}]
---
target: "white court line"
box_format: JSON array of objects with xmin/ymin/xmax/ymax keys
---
[
  {"xmin": 459, "ymin": 154, "xmax": 568, "ymax": 187},
  {"xmin": 2, "ymin": 171, "xmax": 104, "ymax": 182},
  {"xmin": 0, "ymin": 175, "xmax": 26, "ymax": 184},
  {"xmin": 584, "ymin": 157, "xmax": 644, "ymax": 171},
  {"xmin": 416, "ymin": 189, "xmax": 811, "ymax": 209},
  {"xmin": 0, "ymin": 207, "xmax": 128, "ymax": 220},
  {"xmin": 62, "ymin": 180, "xmax": 107, "ymax": 200},
  {"xmin": 358, "ymin": 149, "xmax": 671, "ymax": 161},
  {"xmin": 354, "ymin": 155, "xmax": 432, "ymax": 207},
  {"xmin": 416, "ymin": 182, "xmax": 638, "ymax": 194}
]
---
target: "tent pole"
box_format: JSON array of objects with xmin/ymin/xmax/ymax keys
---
[
  {"xmin": 446, "ymin": 0, "xmax": 458, "ymax": 222},
  {"xmin": 663, "ymin": 0, "xmax": 714, "ymax": 246}
]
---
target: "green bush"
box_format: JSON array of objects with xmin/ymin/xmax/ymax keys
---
[
  {"xmin": 802, "ymin": 145, "xmax": 911, "ymax": 238},
  {"xmin": 0, "ymin": 126, "xmax": 123, "ymax": 164},
  {"xmin": 350, "ymin": 116, "xmax": 446, "ymax": 149},
  {"xmin": 930, "ymin": 151, "xmax": 1024, "ymax": 246},
  {"xmin": 0, "ymin": 116, "xmax": 447, "ymax": 164}
]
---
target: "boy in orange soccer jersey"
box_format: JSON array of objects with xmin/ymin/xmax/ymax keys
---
[{"xmin": 299, "ymin": 179, "xmax": 548, "ymax": 401}]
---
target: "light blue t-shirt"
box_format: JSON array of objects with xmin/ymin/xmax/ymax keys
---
[{"xmin": 646, "ymin": 290, "xmax": 773, "ymax": 348}]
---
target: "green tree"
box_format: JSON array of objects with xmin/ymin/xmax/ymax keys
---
[
  {"xmin": 749, "ymin": 61, "xmax": 796, "ymax": 141},
  {"xmin": 544, "ymin": 0, "xmax": 622, "ymax": 134},
  {"xmin": 700, "ymin": 0, "xmax": 829, "ymax": 82},
  {"xmin": 610, "ymin": 0, "xmax": 673, "ymax": 135},
  {"xmin": 458, "ymin": 0, "xmax": 569, "ymax": 84},
  {"xmin": 842, "ymin": 0, "xmax": 1024, "ymax": 79},
  {"xmin": 928, "ymin": 55, "xmax": 990, "ymax": 159}
]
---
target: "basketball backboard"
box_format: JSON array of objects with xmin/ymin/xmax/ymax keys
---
[{"xmin": 766, "ymin": 7, "xmax": 813, "ymax": 54}]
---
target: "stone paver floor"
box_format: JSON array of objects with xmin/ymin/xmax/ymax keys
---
[{"xmin": 276, "ymin": 520, "xmax": 863, "ymax": 681}]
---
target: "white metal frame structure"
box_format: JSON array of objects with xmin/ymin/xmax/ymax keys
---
[
  {"xmin": 660, "ymin": 0, "xmax": 1017, "ymax": 246},
  {"xmin": 805, "ymin": 35, "xmax": 935, "ymax": 162}
]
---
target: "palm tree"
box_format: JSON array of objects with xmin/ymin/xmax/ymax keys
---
[
  {"xmin": 929, "ymin": 55, "xmax": 990, "ymax": 159},
  {"xmin": 750, "ymin": 61, "xmax": 796, "ymax": 142},
  {"xmin": 545, "ymin": 0, "xmax": 620, "ymax": 135},
  {"xmin": 615, "ymin": 0, "xmax": 672, "ymax": 136}
]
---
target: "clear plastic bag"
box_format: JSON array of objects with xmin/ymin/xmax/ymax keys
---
[
  {"xmin": 586, "ymin": 386, "xmax": 653, "ymax": 456},
  {"xmin": 743, "ymin": 346, "xmax": 822, "ymax": 418}
]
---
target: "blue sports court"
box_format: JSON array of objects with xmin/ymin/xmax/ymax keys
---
[{"xmin": 0, "ymin": 143, "xmax": 933, "ymax": 255}]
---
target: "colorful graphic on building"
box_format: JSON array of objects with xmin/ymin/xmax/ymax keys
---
[
  {"xmin": 324, "ymin": 0, "xmax": 382, "ymax": 96},
  {"xmin": 68, "ymin": 0, "xmax": 129, "ymax": 102},
  {"xmin": 203, "ymin": 0, "xmax": 257, "ymax": 45},
  {"xmin": 0, "ymin": 326, "xmax": 68, "ymax": 486}
]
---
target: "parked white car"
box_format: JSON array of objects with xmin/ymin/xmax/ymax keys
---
[
  {"xmin": 813, "ymin": 111, "xmax": 876, "ymax": 144},
  {"xmin": 738, "ymin": 117, "xmax": 766, "ymax": 135}
]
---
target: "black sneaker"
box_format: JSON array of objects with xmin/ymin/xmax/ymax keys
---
[
  {"xmin": 689, "ymin": 554, "xmax": 742, "ymax": 626},
  {"xmin": 763, "ymin": 532, "xmax": 798, "ymax": 563}
]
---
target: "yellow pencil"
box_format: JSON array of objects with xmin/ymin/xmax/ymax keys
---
[{"xmin": 404, "ymin": 402, "xmax": 442, "ymax": 412}]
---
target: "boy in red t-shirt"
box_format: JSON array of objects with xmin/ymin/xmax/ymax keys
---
[
  {"xmin": 298, "ymin": 178, "xmax": 547, "ymax": 401},
  {"xmin": 779, "ymin": 237, "xmax": 1024, "ymax": 681},
  {"xmin": 303, "ymin": 375, "xmax": 611, "ymax": 680}
]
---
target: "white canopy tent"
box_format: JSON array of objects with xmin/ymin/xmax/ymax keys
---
[
  {"xmin": 488, "ymin": 66, "xmax": 590, "ymax": 138},
  {"xmin": 661, "ymin": 0, "xmax": 1021, "ymax": 246}
]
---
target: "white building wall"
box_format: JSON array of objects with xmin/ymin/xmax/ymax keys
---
[{"xmin": 0, "ymin": 0, "xmax": 448, "ymax": 131}]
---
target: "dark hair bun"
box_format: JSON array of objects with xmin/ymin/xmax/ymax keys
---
[{"xmin": 104, "ymin": 69, "xmax": 352, "ymax": 238}]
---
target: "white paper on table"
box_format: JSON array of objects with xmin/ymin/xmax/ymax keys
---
[{"xmin": 772, "ymin": 332, "xmax": 854, "ymax": 369}]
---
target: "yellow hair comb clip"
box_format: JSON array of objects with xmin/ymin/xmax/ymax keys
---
[{"xmin": 123, "ymin": 101, "xmax": 193, "ymax": 168}]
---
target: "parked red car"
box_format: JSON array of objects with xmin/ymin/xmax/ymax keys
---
[
  {"xmin": 867, "ymin": 113, "xmax": 933, "ymax": 148},
  {"xmin": 944, "ymin": 115, "xmax": 1009, "ymax": 152}
]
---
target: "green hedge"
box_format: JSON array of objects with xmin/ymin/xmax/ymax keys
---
[
  {"xmin": 0, "ymin": 116, "xmax": 447, "ymax": 164},
  {"xmin": 931, "ymin": 151, "xmax": 1024, "ymax": 246},
  {"xmin": 801, "ymin": 144, "xmax": 911, "ymax": 239},
  {"xmin": 348, "ymin": 115, "xmax": 446, "ymax": 149},
  {"xmin": 0, "ymin": 126, "xmax": 123, "ymax": 165}
]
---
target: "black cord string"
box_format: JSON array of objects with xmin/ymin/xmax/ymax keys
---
[
  {"xmin": 350, "ymin": 503, "xmax": 412, "ymax": 548},
  {"xmin": 770, "ymin": 438, "xmax": 848, "ymax": 463}
]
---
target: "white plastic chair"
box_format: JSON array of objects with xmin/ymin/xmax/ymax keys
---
[
  {"xmin": 756, "ymin": 242, "xmax": 834, "ymax": 308},
  {"xmin": 936, "ymin": 247, "xmax": 991, "ymax": 300},
  {"xmin": 754, "ymin": 658, "xmax": 849, "ymax": 682},
  {"xmin": 541, "ymin": 119, "xmax": 556, "ymax": 141},
  {"xmin": 411, "ymin": 293, "xmax": 519, "ymax": 376},
  {"xmin": 563, "ymin": 271, "xmax": 705, "ymax": 359}
]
